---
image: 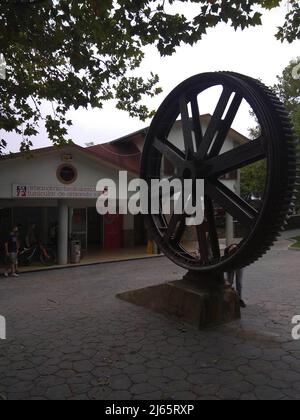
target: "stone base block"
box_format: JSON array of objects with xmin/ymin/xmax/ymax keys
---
[{"xmin": 117, "ymin": 273, "xmax": 241, "ymax": 329}]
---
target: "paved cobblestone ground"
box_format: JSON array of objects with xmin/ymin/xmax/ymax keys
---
[{"xmin": 0, "ymin": 237, "xmax": 300, "ymax": 400}]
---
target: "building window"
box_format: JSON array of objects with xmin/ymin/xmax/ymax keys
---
[{"xmin": 57, "ymin": 164, "xmax": 78, "ymax": 185}]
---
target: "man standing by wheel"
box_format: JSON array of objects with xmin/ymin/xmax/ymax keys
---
[
  {"xmin": 225, "ymin": 244, "xmax": 246, "ymax": 308},
  {"xmin": 4, "ymin": 226, "xmax": 20, "ymax": 278}
]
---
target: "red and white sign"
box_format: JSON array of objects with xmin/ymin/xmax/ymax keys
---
[{"xmin": 12, "ymin": 184, "xmax": 100, "ymax": 199}]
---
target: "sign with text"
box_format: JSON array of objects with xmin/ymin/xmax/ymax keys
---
[{"xmin": 12, "ymin": 184, "xmax": 99, "ymax": 199}]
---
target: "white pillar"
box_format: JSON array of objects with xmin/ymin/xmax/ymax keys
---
[
  {"xmin": 41, "ymin": 208, "xmax": 48, "ymax": 244},
  {"xmin": 58, "ymin": 200, "xmax": 69, "ymax": 265},
  {"xmin": 68, "ymin": 207, "xmax": 73, "ymax": 238},
  {"xmin": 226, "ymin": 213, "xmax": 234, "ymax": 247}
]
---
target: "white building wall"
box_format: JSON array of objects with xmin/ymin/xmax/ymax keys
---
[
  {"xmin": 0, "ymin": 148, "xmax": 120, "ymax": 200},
  {"xmin": 0, "ymin": 146, "xmax": 138, "ymax": 264}
]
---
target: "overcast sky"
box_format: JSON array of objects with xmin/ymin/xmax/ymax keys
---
[{"xmin": 4, "ymin": 3, "xmax": 300, "ymax": 152}]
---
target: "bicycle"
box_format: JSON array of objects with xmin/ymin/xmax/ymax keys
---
[{"xmin": 18, "ymin": 243, "xmax": 57, "ymax": 267}]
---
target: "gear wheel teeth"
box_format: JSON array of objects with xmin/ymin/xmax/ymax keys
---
[
  {"xmin": 141, "ymin": 71, "xmax": 298, "ymax": 273},
  {"xmin": 225, "ymin": 71, "xmax": 298, "ymax": 262}
]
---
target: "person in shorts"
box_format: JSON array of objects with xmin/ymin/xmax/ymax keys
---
[{"xmin": 4, "ymin": 226, "xmax": 20, "ymax": 278}]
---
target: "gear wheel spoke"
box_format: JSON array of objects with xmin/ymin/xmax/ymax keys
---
[{"xmin": 205, "ymin": 138, "xmax": 266, "ymax": 178}]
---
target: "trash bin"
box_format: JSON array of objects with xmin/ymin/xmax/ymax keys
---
[{"xmin": 70, "ymin": 240, "xmax": 81, "ymax": 264}]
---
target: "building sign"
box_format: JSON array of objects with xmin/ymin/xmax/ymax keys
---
[{"xmin": 12, "ymin": 184, "xmax": 100, "ymax": 199}]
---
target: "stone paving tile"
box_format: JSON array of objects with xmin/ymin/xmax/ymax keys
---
[
  {"xmin": 110, "ymin": 375, "xmax": 132, "ymax": 391},
  {"xmin": 1, "ymin": 245, "xmax": 300, "ymax": 400},
  {"xmin": 46, "ymin": 384, "xmax": 72, "ymax": 400}
]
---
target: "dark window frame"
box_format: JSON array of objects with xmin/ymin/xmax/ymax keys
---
[{"xmin": 56, "ymin": 164, "xmax": 78, "ymax": 185}]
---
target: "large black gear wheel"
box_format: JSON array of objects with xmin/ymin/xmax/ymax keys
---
[{"xmin": 141, "ymin": 72, "xmax": 298, "ymax": 273}]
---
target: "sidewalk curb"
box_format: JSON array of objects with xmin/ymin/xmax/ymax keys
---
[
  {"xmin": 12, "ymin": 254, "xmax": 165, "ymax": 275},
  {"xmin": 288, "ymin": 238, "xmax": 300, "ymax": 251}
]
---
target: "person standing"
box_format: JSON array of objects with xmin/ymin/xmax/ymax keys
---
[
  {"xmin": 4, "ymin": 226, "xmax": 20, "ymax": 278},
  {"xmin": 224, "ymin": 244, "xmax": 246, "ymax": 308},
  {"xmin": 25, "ymin": 223, "xmax": 39, "ymax": 248}
]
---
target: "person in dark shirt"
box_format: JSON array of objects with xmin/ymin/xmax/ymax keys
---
[{"xmin": 4, "ymin": 226, "xmax": 20, "ymax": 278}]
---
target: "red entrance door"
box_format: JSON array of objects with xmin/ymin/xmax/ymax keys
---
[{"xmin": 103, "ymin": 214, "xmax": 123, "ymax": 249}]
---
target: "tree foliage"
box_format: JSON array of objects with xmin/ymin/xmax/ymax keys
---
[
  {"xmin": 274, "ymin": 57, "xmax": 300, "ymax": 212},
  {"xmin": 273, "ymin": 57, "xmax": 300, "ymax": 141},
  {"xmin": 0, "ymin": 0, "xmax": 299, "ymax": 152},
  {"xmin": 241, "ymin": 160, "xmax": 267, "ymax": 199}
]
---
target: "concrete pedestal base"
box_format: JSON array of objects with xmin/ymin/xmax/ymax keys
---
[{"xmin": 117, "ymin": 272, "xmax": 241, "ymax": 329}]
